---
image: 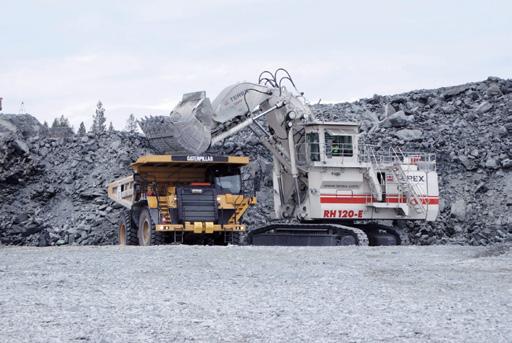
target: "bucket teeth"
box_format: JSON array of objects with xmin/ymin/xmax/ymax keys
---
[
  {"xmin": 138, "ymin": 115, "xmax": 175, "ymax": 153},
  {"xmin": 139, "ymin": 92, "xmax": 214, "ymax": 154}
]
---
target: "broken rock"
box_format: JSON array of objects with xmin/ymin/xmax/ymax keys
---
[
  {"xmin": 381, "ymin": 110, "xmax": 414, "ymax": 128},
  {"xmin": 450, "ymin": 199, "xmax": 466, "ymax": 221},
  {"xmin": 476, "ymin": 101, "xmax": 493, "ymax": 114},
  {"xmin": 486, "ymin": 84, "xmax": 502, "ymax": 97},
  {"xmin": 442, "ymin": 84, "xmax": 471, "ymax": 99},
  {"xmin": 394, "ymin": 129, "xmax": 423, "ymax": 141},
  {"xmin": 459, "ymin": 156, "xmax": 477, "ymax": 171}
]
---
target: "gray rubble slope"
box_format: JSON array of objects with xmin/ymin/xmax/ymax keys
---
[
  {"xmin": 310, "ymin": 77, "xmax": 512, "ymax": 245},
  {"xmin": 0, "ymin": 119, "xmax": 153, "ymax": 246},
  {"xmin": 1, "ymin": 77, "xmax": 511, "ymax": 246}
]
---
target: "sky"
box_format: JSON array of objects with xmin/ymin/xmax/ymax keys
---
[{"xmin": 0, "ymin": 0, "xmax": 511, "ymax": 130}]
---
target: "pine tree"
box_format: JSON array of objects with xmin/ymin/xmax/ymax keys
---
[
  {"xmin": 41, "ymin": 121, "xmax": 49, "ymax": 136},
  {"xmin": 58, "ymin": 115, "xmax": 71, "ymax": 128},
  {"xmin": 78, "ymin": 122, "xmax": 86, "ymax": 135},
  {"xmin": 51, "ymin": 115, "xmax": 71, "ymax": 128},
  {"xmin": 125, "ymin": 113, "xmax": 138, "ymax": 133},
  {"xmin": 91, "ymin": 101, "xmax": 107, "ymax": 134},
  {"xmin": 49, "ymin": 115, "xmax": 73, "ymax": 137},
  {"xmin": 108, "ymin": 121, "xmax": 114, "ymax": 132},
  {"xmin": 51, "ymin": 118, "xmax": 59, "ymax": 128}
]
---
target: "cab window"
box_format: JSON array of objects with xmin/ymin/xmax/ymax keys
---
[
  {"xmin": 210, "ymin": 167, "xmax": 242, "ymax": 194},
  {"xmin": 306, "ymin": 132, "xmax": 320, "ymax": 161},
  {"xmin": 215, "ymin": 174, "xmax": 241, "ymax": 194},
  {"xmin": 325, "ymin": 133, "xmax": 353, "ymax": 157}
]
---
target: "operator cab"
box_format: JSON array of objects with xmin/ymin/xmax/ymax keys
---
[
  {"xmin": 210, "ymin": 166, "xmax": 242, "ymax": 194},
  {"xmin": 301, "ymin": 121, "xmax": 360, "ymax": 166}
]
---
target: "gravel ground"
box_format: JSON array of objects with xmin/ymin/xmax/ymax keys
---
[{"xmin": 0, "ymin": 245, "xmax": 511, "ymax": 343}]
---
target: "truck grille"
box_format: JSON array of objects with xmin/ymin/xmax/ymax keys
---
[{"xmin": 176, "ymin": 186, "xmax": 218, "ymax": 222}]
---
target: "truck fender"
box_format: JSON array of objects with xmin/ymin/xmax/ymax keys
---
[
  {"xmin": 131, "ymin": 201, "xmax": 161, "ymax": 226},
  {"xmin": 148, "ymin": 208, "xmax": 160, "ymax": 226}
]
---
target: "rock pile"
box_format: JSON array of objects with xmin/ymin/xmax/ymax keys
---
[
  {"xmin": 0, "ymin": 76, "xmax": 511, "ymax": 246},
  {"xmin": 314, "ymin": 76, "xmax": 512, "ymax": 245},
  {"xmin": 0, "ymin": 114, "xmax": 152, "ymax": 246}
]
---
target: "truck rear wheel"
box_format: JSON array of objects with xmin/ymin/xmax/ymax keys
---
[
  {"xmin": 119, "ymin": 210, "xmax": 138, "ymax": 245},
  {"xmin": 137, "ymin": 207, "xmax": 164, "ymax": 246}
]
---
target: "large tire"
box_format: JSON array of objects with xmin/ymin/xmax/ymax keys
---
[
  {"xmin": 137, "ymin": 207, "xmax": 164, "ymax": 246},
  {"xmin": 119, "ymin": 210, "xmax": 138, "ymax": 245}
]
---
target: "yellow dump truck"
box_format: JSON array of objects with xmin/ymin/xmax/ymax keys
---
[{"xmin": 108, "ymin": 154, "xmax": 256, "ymax": 245}]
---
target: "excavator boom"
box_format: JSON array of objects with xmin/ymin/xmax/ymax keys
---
[{"xmin": 139, "ymin": 83, "xmax": 275, "ymax": 154}]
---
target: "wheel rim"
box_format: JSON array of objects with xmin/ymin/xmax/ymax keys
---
[
  {"xmin": 143, "ymin": 220, "xmax": 150, "ymax": 245},
  {"xmin": 119, "ymin": 223, "xmax": 126, "ymax": 245}
]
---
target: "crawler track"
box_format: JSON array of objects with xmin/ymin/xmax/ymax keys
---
[
  {"xmin": 247, "ymin": 223, "xmax": 369, "ymax": 246},
  {"xmin": 246, "ymin": 222, "xmax": 416, "ymax": 246}
]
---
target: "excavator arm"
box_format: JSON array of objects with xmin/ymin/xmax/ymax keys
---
[
  {"xmin": 139, "ymin": 68, "xmax": 312, "ymax": 219},
  {"xmin": 139, "ymin": 69, "xmax": 312, "ymax": 155}
]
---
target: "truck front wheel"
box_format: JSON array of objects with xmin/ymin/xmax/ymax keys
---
[
  {"xmin": 119, "ymin": 210, "xmax": 138, "ymax": 245},
  {"xmin": 137, "ymin": 207, "xmax": 164, "ymax": 246}
]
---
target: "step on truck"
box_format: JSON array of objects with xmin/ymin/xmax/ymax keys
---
[{"xmin": 108, "ymin": 154, "xmax": 256, "ymax": 245}]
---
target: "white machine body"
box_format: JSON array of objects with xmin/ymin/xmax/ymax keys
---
[{"xmin": 284, "ymin": 122, "xmax": 439, "ymax": 222}]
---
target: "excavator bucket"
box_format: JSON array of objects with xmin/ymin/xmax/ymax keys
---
[
  {"xmin": 139, "ymin": 92, "xmax": 213, "ymax": 154},
  {"xmin": 139, "ymin": 84, "xmax": 272, "ymax": 154}
]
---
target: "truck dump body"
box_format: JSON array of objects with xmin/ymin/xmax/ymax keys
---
[{"xmin": 108, "ymin": 155, "xmax": 255, "ymax": 245}]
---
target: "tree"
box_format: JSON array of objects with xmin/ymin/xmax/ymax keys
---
[
  {"xmin": 51, "ymin": 115, "xmax": 71, "ymax": 128},
  {"xmin": 125, "ymin": 113, "xmax": 138, "ymax": 133},
  {"xmin": 91, "ymin": 101, "xmax": 107, "ymax": 134},
  {"xmin": 41, "ymin": 121, "xmax": 49, "ymax": 136},
  {"xmin": 108, "ymin": 121, "xmax": 114, "ymax": 132},
  {"xmin": 49, "ymin": 115, "xmax": 73, "ymax": 137},
  {"xmin": 58, "ymin": 115, "xmax": 70, "ymax": 128},
  {"xmin": 78, "ymin": 122, "xmax": 86, "ymax": 135}
]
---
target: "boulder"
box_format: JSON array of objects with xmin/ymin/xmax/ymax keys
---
[
  {"xmin": 442, "ymin": 84, "xmax": 471, "ymax": 99},
  {"xmin": 476, "ymin": 101, "xmax": 493, "ymax": 114},
  {"xmin": 459, "ymin": 156, "xmax": 477, "ymax": 171},
  {"xmin": 501, "ymin": 159, "xmax": 512, "ymax": 169},
  {"xmin": 450, "ymin": 199, "xmax": 466, "ymax": 221},
  {"xmin": 485, "ymin": 158, "xmax": 499, "ymax": 170},
  {"xmin": 381, "ymin": 110, "xmax": 414, "ymax": 128},
  {"xmin": 497, "ymin": 125, "xmax": 508, "ymax": 137},
  {"xmin": 486, "ymin": 84, "xmax": 502, "ymax": 97},
  {"xmin": 382, "ymin": 103, "xmax": 396, "ymax": 119},
  {"xmin": 394, "ymin": 129, "xmax": 423, "ymax": 141}
]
